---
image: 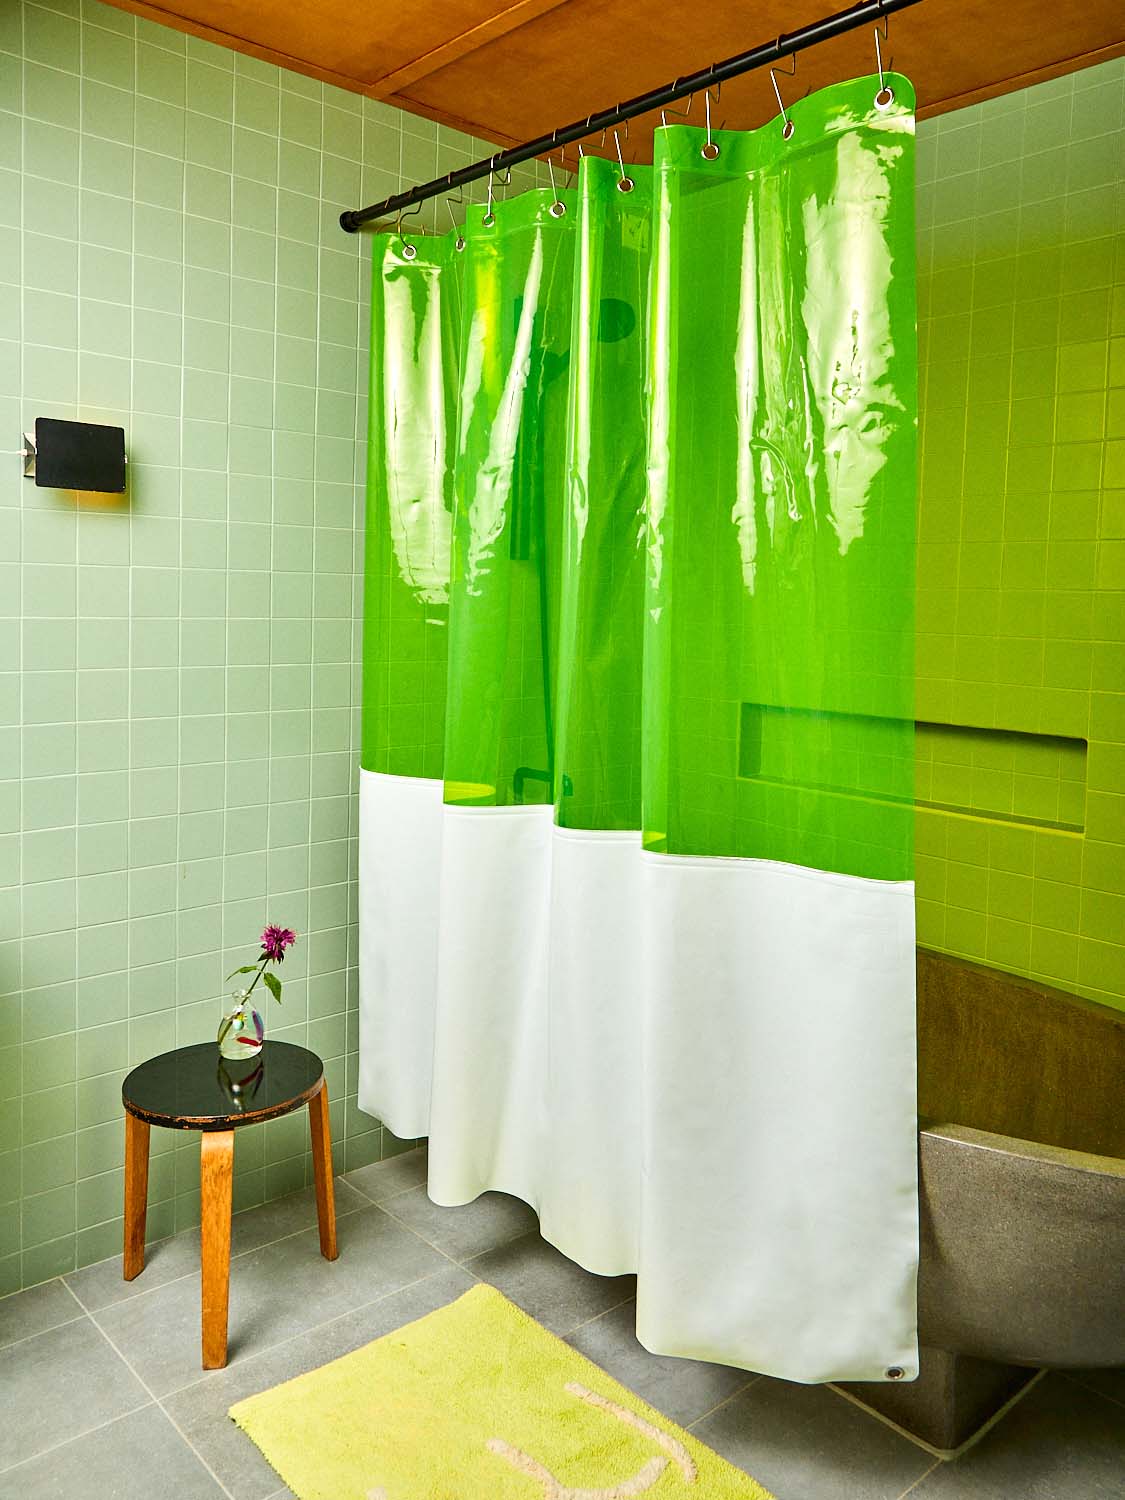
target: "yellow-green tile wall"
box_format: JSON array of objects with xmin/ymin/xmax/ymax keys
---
[
  {"xmin": 915, "ymin": 58, "xmax": 1125, "ymax": 1010},
  {"xmin": 0, "ymin": 0, "xmax": 540, "ymax": 1297}
]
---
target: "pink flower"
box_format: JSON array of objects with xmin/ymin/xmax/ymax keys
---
[{"xmin": 260, "ymin": 925, "xmax": 297, "ymax": 962}]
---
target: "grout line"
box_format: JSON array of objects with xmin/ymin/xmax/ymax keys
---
[
  {"xmin": 560, "ymin": 1297, "xmax": 638, "ymax": 1341},
  {"xmin": 828, "ymin": 1367, "xmax": 1048, "ymax": 1463},
  {"xmin": 59, "ymin": 1276, "xmax": 89, "ymax": 1315},
  {"xmin": 686, "ymin": 1375, "xmax": 764, "ymax": 1431},
  {"xmin": 85, "ymin": 1315, "xmax": 240, "ymax": 1500},
  {"xmin": 0, "ymin": 1397, "xmax": 157, "ymax": 1479},
  {"xmin": 0, "ymin": 1280, "xmax": 89, "ymax": 1355},
  {"xmin": 377, "ymin": 1196, "xmax": 539, "ymax": 1273},
  {"xmin": 65, "ymin": 1185, "xmax": 369, "ymax": 1314},
  {"xmin": 550, "ymin": 1285, "xmax": 639, "ymax": 1341},
  {"xmin": 1059, "ymin": 1369, "xmax": 1125, "ymax": 1412},
  {"xmin": 344, "ymin": 1172, "xmax": 428, "ymax": 1209},
  {"xmin": 343, "ymin": 1176, "xmax": 425, "ymax": 1208},
  {"xmin": 339, "ymin": 1151, "xmax": 429, "ymax": 1209},
  {"xmin": 897, "ymin": 1458, "xmax": 943, "ymax": 1497},
  {"xmin": 350, "ymin": 1199, "xmax": 466, "ymax": 1273},
  {"xmin": 157, "ymin": 1257, "xmax": 475, "ymax": 1402}
]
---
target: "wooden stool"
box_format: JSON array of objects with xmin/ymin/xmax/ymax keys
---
[{"xmin": 121, "ymin": 1040, "xmax": 338, "ymax": 1369}]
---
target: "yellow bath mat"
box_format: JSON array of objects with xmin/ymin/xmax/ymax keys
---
[{"xmin": 229, "ymin": 1283, "xmax": 773, "ymax": 1499}]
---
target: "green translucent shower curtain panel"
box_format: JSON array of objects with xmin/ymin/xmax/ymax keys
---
[{"xmin": 360, "ymin": 75, "xmax": 919, "ymax": 1383}]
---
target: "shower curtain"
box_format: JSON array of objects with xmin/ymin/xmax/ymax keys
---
[{"xmin": 359, "ymin": 73, "xmax": 919, "ymax": 1384}]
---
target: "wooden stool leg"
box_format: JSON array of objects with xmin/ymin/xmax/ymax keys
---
[
  {"xmin": 308, "ymin": 1080, "xmax": 338, "ymax": 1261},
  {"xmin": 123, "ymin": 1113, "xmax": 150, "ymax": 1281},
  {"xmin": 200, "ymin": 1129, "xmax": 234, "ymax": 1369}
]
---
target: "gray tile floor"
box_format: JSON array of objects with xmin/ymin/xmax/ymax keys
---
[{"xmin": 0, "ymin": 1148, "xmax": 1120, "ymax": 1500}]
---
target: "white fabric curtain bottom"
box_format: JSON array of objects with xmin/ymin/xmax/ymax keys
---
[{"xmin": 359, "ymin": 768, "xmax": 919, "ymax": 1383}]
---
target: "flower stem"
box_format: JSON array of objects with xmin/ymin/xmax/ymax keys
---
[{"xmin": 243, "ymin": 956, "xmax": 267, "ymax": 1001}]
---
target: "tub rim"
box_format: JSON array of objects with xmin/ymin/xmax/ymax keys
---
[{"xmin": 919, "ymin": 1118, "xmax": 1125, "ymax": 1176}]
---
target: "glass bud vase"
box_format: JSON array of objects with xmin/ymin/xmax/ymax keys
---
[{"xmin": 217, "ymin": 988, "xmax": 265, "ymax": 1060}]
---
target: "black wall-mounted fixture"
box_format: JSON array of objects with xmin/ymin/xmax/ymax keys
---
[{"xmin": 22, "ymin": 417, "xmax": 127, "ymax": 492}]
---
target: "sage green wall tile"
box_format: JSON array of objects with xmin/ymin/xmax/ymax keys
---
[
  {"xmin": 2, "ymin": 0, "xmax": 417, "ymax": 1293},
  {"xmin": 916, "ymin": 56, "xmax": 1125, "ymax": 1010}
]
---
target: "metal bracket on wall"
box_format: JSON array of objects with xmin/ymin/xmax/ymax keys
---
[{"xmin": 21, "ymin": 432, "xmax": 35, "ymax": 478}]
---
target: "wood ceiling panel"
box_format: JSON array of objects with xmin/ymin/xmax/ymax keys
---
[
  {"xmin": 105, "ymin": 0, "xmax": 568, "ymax": 91},
  {"xmin": 103, "ymin": 0, "xmax": 1125, "ymax": 172},
  {"xmin": 398, "ymin": 0, "xmax": 1125, "ymax": 151}
]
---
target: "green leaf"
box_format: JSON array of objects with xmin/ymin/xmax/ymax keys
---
[
  {"xmin": 226, "ymin": 965, "xmax": 259, "ymax": 980},
  {"xmin": 262, "ymin": 970, "xmax": 282, "ymax": 1003}
]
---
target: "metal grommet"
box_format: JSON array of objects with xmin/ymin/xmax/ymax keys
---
[
  {"xmin": 454, "ymin": 235, "xmax": 466, "ymax": 252},
  {"xmin": 875, "ymin": 85, "xmax": 895, "ymax": 111},
  {"xmin": 482, "ymin": 212, "xmax": 496, "ymax": 227},
  {"xmin": 781, "ymin": 119, "xmax": 795, "ymax": 141},
  {"xmin": 549, "ymin": 200, "xmax": 567, "ymax": 218},
  {"xmin": 886, "ymin": 1367, "xmax": 905, "ymax": 1380},
  {"xmin": 401, "ymin": 241, "xmax": 417, "ymax": 260},
  {"xmin": 701, "ymin": 141, "xmax": 720, "ymax": 160},
  {"xmin": 616, "ymin": 176, "xmax": 635, "ymax": 194}
]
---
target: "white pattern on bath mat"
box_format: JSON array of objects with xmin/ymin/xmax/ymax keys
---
[{"xmin": 485, "ymin": 1380, "xmax": 698, "ymax": 1496}]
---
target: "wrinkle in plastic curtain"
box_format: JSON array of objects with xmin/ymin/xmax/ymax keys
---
[{"xmin": 360, "ymin": 75, "xmax": 919, "ymax": 1382}]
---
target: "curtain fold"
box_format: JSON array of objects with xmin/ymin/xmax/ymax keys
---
[{"xmin": 360, "ymin": 73, "xmax": 920, "ymax": 1383}]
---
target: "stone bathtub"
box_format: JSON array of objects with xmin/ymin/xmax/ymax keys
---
[{"xmin": 842, "ymin": 949, "xmax": 1125, "ymax": 1455}]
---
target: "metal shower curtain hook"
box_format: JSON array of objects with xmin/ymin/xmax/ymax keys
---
[
  {"xmin": 396, "ymin": 199, "xmax": 421, "ymax": 258},
  {"xmin": 613, "ymin": 129, "xmax": 635, "ymax": 193},
  {"xmin": 701, "ymin": 85, "xmax": 721, "ymax": 159},
  {"xmin": 483, "ymin": 160, "xmax": 497, "ymax": 226},
  {"xmin": 445, "ymin": 197, "xmax": 466, "ymax": 250},
  {"xmin": 661, "ymin": 85, "xmax": 695, "ymax": 130},
  {"xmin": 770, "ymin": 62, "xmax": 795, "ymax": 140},
  {"xmin": 547, "ymin": 151, "xmax": 567, "ymax": 216},
  {"xmin": 874, "ymin": 21, "xmax": 895, "ymax": 109}
]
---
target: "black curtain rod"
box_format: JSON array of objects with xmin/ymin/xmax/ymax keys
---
[{"xmin": 340, "ymin": 0, "xmax": 923, "ymax": 233}]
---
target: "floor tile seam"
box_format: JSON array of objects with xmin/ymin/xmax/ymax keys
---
[
  {"xmin": 0, "ymin": 1287, "xmax": 89, "ymax": 1355},
  {"xmin": 684, "ymin": 1373, "xmax": 764, "ymax": 1429},
  {"xmin": 62, "ymin": 1176, "xmax": 363, "ymax": 1285},
  {"xmin": 85, "ymin": 1310, "xmax": 240, "ymax": 1500},
  {"xmin": 230, "ymin": 1200, "xmax": 369, "ymax": 1263},
  {"xmin": 153, "ymin": 1393, "xmax": 245, "ymax": 1500},
  {"xmin": 556, "ymin": 1292, "xmax": 648, "ymax": 1343},
  {"xmin": 60, "ymin": 1276, "xmax": 90, "ymax": 1314},
  {"xmin": 457, "ymin": 1231, "xmax": 640, "ymax": 1334},
  {"xmin": 157, "ymin": 1262, "xmax": 482, "ymax": 1404},
  {"xmin": 835, "ymin": 1366, "xmax": 1050, "ymax": 1466},
  {"xmin": 462, "ymin": 1226, "xmax": 539, "ymax": 1271},
  {"xmin": 1058, "ymin": 1369, "xmax": 1125, "ymax": 1411},
  {"xmin": 0, "ymin": 1400, "xmax": 159, "ymax": 1478},
  {"xmin": 825, "ymin": 1381, "xmax": 964, "ymax": 1463},
  {"xmin": 375, "ymin": 1199, "xmax": 480, "ymax": 1270},
  {"xmin": 72, "ymin": 1202, "xmax": 370, "ymax": 1315},
  {"xmin": 341, "ymin": 1169, "xmax": 426, "ymax": 1210},
  {"xmin": 0, "ymin": 1304, "xmax": 86, "ymax": 1355},
  {"xmin": 457, "ymin": 1224, "xmax": 556, "ymax": 1268},
  {"xmin": 378, "ymin": 1199, "xmax": 544, "ymax": 1270},
  {"xmin": 896, "ymin": 1458, "xmax": 943, "ymax": 1497},
  {"xmin": 557, "ymin": 1289, "xmax": 647, "ymax": 1341},
  {"xmin": 560, "ymin": 1297, "xmax": 638, "ymax": 1341}
]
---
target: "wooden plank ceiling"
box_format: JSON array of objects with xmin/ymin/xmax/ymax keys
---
[{"xmin": 105, "ymin": 0, "xmax": 1125, "ymax": 167}]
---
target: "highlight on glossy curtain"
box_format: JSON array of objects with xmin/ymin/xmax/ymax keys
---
[{"xmin": 360, "ymin": 74, "xmax": 919, "ymax": 1384}]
